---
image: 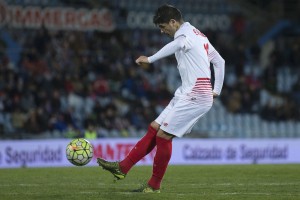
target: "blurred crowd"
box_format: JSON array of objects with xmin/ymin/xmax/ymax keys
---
[
  {"xmin": 0, "ymin": 9, "xmax": 299, "ymax": 139},
  {"xmin": 0, "ymin": 27, "xmax": 176, "ymax": 138}
]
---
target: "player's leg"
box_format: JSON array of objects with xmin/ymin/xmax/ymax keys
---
[
  {"xmin": 133, "ymin": 129, "xmax": 173, "ymax": 193},
  {"xmin": 97, "ymin": 121, "xmax": 160, "ymax": 180},
  {"xmin": 137, "ymin": 97, "xmax": 212, "ymax": 192},
  {"xmin": 98, "ymin": 98, "xmax": 176, "ymax": 180},
  {"xmin": 118, "ymin": 121, "xmax": 159, "ymax": 174},
  {"xmin": 147, "ymin": 130, "xmax": 173, "ymax": 190},
  {"xmin": 133, "ymin": 129, "xmax": 174, "ymax": 193}
]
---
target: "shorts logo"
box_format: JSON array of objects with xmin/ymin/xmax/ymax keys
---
[{"xmin": 163, "ymin": 123, "xmax": 168, "ymax": 127}]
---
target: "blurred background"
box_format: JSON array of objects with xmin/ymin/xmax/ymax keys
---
[{"xmin": 0, "ymin": 0, "xmax": 300, "ymax": 140}]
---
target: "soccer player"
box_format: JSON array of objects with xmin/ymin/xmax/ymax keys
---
[{"xmin": 97, "ymin": 4, "xmax": 225, "ymax": 193}]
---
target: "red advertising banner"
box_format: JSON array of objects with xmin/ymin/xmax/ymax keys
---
[
  {"xmin": 0, "ymin": 0, "xmax": 115, "ymax": 31},
  {"xmin": 0, "ymin": 139, "xmax": 155, "ymax": 168}
]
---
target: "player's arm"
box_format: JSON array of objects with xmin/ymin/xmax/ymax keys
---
[
  {"xmin": 135, "ymin": 36, "xmax": 186, "ymax": 65},
  {"xmin": 208, "ymin": 44, "xmax": 225, "ymax": 97}
]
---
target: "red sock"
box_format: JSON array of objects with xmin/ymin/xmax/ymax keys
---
[
  {"xmin": 119, "ymin": 125, "xmax": 157, "ymax": 174},
  {"xmin": 148, "ymin": 136, "xmax": 172, "ymax": 190}
]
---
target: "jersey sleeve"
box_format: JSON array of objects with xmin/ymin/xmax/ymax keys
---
[
  {"xmin": 208, "ymin": 42, "xmax": 225, "ymax": 95},
  {"xmin": 148, "ymin": 35, "xmax": 187, "ymax": 63}
]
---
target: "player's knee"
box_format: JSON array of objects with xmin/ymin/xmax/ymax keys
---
[
  {"xmin": 150, "ymin": 121, "xmax": 160, "ymax": 131},
  {"xmin": 157, "ymin": 129, "xmax": 174, "ymax": 140}
]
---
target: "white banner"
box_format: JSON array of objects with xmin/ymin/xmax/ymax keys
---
[
  {"xmin": 0, "ymin": 138, "xmax": 299, "ymax": 168},
  {"xmin": 170, "ymin": 139, "xmax": 300, "ymax": 165}
]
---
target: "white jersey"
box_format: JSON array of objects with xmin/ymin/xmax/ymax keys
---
[
  {"xmin": 148, "ymin": 22, "xmax": 225, "ymax": 97},
  {"xmin": 148, "ymin": 22, "xmax": 225, "ymax": 136}
]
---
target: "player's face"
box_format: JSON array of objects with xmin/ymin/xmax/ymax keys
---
[{"xmin": 158, "ymin": 19, "xmax": 177, "ymax": 37}]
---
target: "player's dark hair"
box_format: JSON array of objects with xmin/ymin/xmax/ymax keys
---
[{"xmin": 153, "ymin": 4, "xmax": 182, "ymax": 25}]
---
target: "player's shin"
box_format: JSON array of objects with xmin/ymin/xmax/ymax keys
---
[
  {"xmin": 119, "ymin": 125, "xmax": 158, "ymax": 174},
  {"xmin": 148, "ymin": 136, "xmax": 172, "ymax": 190}
]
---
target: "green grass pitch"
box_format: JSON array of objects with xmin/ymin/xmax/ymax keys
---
[{"xmin": 0, "ymin": 164, "xmax": 299, "ymax": 200}]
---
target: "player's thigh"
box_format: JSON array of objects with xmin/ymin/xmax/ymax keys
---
[
  {"xmin": 155, "ymin": 97, "xmax": 177, "ymax": 126},
  {"xmin": 160, "ymin": 99, "xmax": 212, "ymax": 137}
]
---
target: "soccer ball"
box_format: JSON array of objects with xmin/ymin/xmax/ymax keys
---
[{"xmin": 66, "ymin": 138, "xmax": 93, "ymax": 166}]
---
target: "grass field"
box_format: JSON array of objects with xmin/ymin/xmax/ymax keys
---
[{"xmin": 0, "ymin": 164, "xmax": 299, "ymax": 200}]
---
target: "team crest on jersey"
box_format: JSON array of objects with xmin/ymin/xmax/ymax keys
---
[{"xmin": 163, "ymin": 123, "xmax": 168, "ymax": 127}]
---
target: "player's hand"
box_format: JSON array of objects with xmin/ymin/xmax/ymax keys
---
[
  {"xmin": 213, "ymin": 92, "xmax": 219, "ymax": 98},
  {"xmin": 135, "ymin": 56, "xmax": 150, "ymax": 69}
]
